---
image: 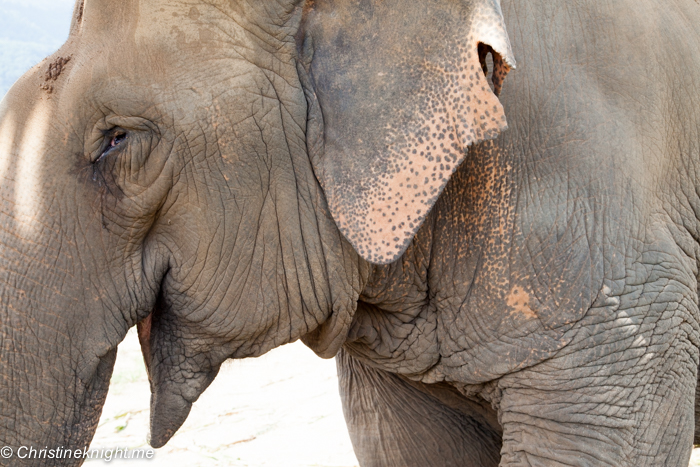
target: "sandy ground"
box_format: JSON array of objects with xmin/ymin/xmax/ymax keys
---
[
  {"xmin": 89, "ymin": 329, "xmax": 358, "ymax": 466},
  {"xmin": 92, "ymin": 329, "xmax": 700, "ymax": 467}
]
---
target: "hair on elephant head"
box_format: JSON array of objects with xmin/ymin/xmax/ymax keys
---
[{"xmin": 0, "ymin": 0, "xmax": 516, "ymax": 456}]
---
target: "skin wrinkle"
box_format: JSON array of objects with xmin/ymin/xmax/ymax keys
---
[
  {"xmin": 0, "ymin": 0, "xmax": 699, "ymax": 464},
  {"xmin": 258, "ymin": 70, "xmax": 320, "ymax": 339}
]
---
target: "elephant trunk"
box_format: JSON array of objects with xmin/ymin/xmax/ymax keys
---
[
  {"xmin": 0, "ymin": 99, "xmax": 106, "ymax": 464},
  {"xmin": 0, "ymin": 59, "xmax": 153, "ymax": 463},
  {"xmin": 0, "ymin": 287, "xmax": 118, "ymax": 465}
]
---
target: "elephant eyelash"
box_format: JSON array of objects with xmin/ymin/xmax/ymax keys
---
[{"xmin": 96, "ymin": 129, "xmax": 128, "ymax": 162}]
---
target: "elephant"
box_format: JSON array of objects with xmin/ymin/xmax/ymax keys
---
[{"xmin": 1, "ymin": 0, "xmax": 700, "ymax": 465}]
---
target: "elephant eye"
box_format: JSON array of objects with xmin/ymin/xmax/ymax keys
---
[
  {"xmin": 110, "ymin": 132, "xmax": 127, "ymax": 148},
  {"xmin": 96, "ymin": 129, "xmax": 127, "ymax": 162}
]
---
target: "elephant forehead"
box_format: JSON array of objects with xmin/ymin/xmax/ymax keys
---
[
  {"xmin": 56, "ymin": 1, "xmax": 269, "ymax": 106},
  {"xmin": 76, "ymin": 0, "xmax": 256, "ymax": 61},
  {"xmin": 133, "ymin": 3, "xmax": 252, "ymax": 50}
]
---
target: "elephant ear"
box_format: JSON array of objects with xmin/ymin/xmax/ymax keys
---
[{"xmin": 300, "ymin": 0, "xmax": 515, "ymax": 264}]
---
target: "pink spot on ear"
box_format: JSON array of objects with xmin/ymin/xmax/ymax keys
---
[{"xmin": 335, "ymin": 40, "xmax": 509, "ymax": 263}]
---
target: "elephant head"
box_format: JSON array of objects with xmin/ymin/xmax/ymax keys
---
[{"xmin": 0, "ymin": 0, "xmax": 514, "ymax": 458}]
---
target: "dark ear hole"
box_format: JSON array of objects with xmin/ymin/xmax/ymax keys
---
[{"xmin": 478, "ymin": 42, "xmax": 510, "ymax": 96}]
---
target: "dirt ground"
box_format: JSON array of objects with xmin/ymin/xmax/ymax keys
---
[{"xmin": 91, "ymin": 329, "xmax": 700, "ymax": 467}]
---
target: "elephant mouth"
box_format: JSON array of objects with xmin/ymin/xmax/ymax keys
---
[
  {"xmin": 137, "ymin": 313, "xmax": 154, "ymax": 387},
  {"xmin": 132, "ymin": 283, "xmax": 220, "ymax": 448}
]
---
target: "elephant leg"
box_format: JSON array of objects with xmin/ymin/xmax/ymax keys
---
[
  {"xmin": 495, "ymin": 314, "xmax": 697, "ymax": 467},
  {"xmin": 337, "ymin": 348, "xmax": 502, "ymax": 467}
]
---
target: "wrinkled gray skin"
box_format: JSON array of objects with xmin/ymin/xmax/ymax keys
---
[{"xmin": 1, "ymin": 0, "xmax": 700, "ymax": 466}]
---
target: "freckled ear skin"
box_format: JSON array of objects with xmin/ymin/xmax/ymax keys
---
[{"xmin": 300, "ymin": 0, "xmax": 515, "ymax": 264}]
